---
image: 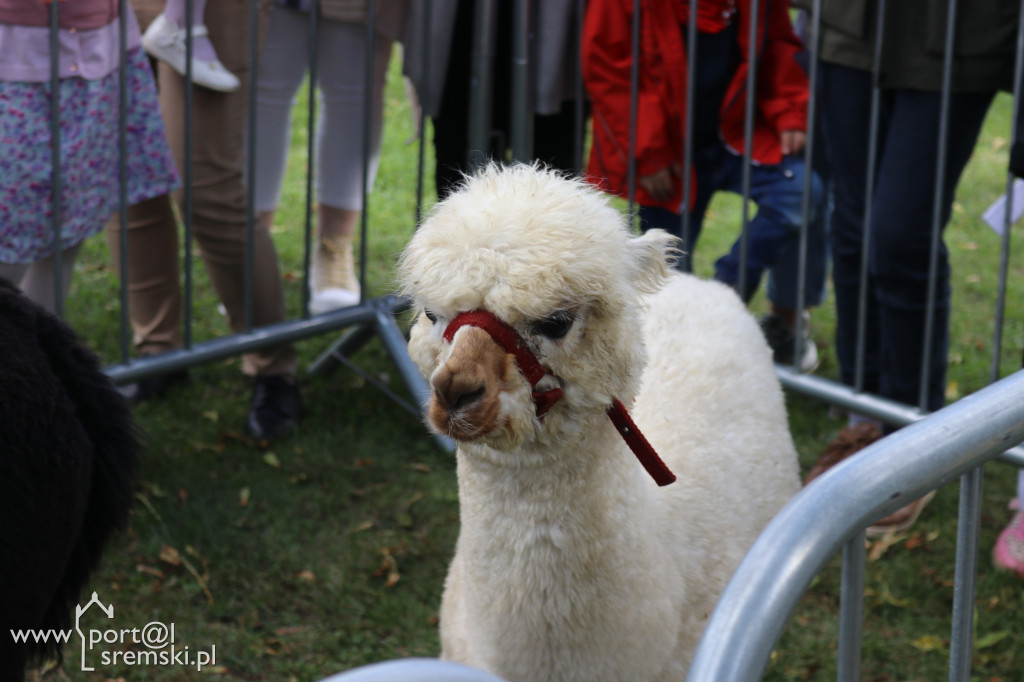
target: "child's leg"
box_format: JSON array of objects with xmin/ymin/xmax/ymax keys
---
[
  {"xmin": 17, "ymin": 243, "xmax": 82, "ymax": 315},
  {"xmin": 161, "ymin": 0, "xmax": 218, "ymax": 63},
  {"xmin": 0, "ymin": 263, "xmax": 29, "ymax": 288},
  {"xmin": 714, "ymin": 155, "xmax": 816, "ymax": 302}
]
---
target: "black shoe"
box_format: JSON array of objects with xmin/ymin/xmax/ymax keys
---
[
  {"xmin": 245, "ymin": 375, "xmax": 302, "ymax": 442},
  {"xmin": 118, "ymin": 369, "xmax": 189, "ymax": 406}
]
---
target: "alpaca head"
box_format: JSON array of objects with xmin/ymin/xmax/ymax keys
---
[{"xmin": 400, "ymin": 164, "xmax": 676, "ymax": 451}]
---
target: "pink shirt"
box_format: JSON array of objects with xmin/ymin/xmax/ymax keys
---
[{"xmin": 0, "ymin": 0, "xmax": 141, "ymax": 82}]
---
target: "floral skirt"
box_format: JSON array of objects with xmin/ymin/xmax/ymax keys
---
[{"xmin": 0, "ymin": 46, "xmax": 179, "ymax": 264}]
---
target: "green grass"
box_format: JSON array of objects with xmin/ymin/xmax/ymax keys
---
[{"xmin": 42, "ymin": 53, "xmax": 1024, "ymax": 681}]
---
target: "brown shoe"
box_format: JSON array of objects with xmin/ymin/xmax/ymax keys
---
[{"xmin": 804, "ymin": 422, "xmax": 884, "ymax": 486}]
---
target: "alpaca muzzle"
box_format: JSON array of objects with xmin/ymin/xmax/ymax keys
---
[{"xmin": 442, "ymin": 311, "xmax": 676, "ymax": 486}]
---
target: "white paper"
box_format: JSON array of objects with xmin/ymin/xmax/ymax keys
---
[{"xmin": 982, "ymin": 178, "xmax": 1024, "ymax": 237}]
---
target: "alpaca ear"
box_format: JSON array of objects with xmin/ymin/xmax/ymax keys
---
[{"xmin": 626, "ymin": 228, "xmax": 679, "ymax": 294}]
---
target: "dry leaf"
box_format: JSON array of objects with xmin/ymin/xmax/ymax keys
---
[
  {"xmin": 412, "ymin": 463, "xmax": 431, "ymax": 473},
  {"xmin": 353, "ymin": 520, "xmax": 375, "ymax": 532},
  {"xmin": 276, "ymin": 625, "xmax": 312, "ymax": 636},
  {"xmin": 239, "ymin": 487, "xmax": 251, "ymax": 507},
  {"xmin": 203, "ymin": 410, "xmax": 219, "ymax": 422},
  {"xmin": 296, "ymin": 570, "xmax": 316, "ymax": 583},
  {"xmin": 375, "ymin": 548, "xmax": 400, "ymax": 587},
  {"xmin": 136, "ymin": 563, "xmax": 165, "ymax": 578},
  {"xmin": 868, "ymin": 530, "xmax": 907, "ymax": 562},
  {"xmin": 263, "ymin": 452, "xmax": 282, "ymax": 468},
  {"xmin": 911, "ymin": 634, "xmax": 945, "ymax": 652},
  {"xmin": 159, "ymin": 544, "xmax": 182, "ymax": 567}
]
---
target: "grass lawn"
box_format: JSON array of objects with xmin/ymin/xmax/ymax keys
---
[{"xmin": 39, "ymin": 52, "xmax": 1024, "ymax": 681}]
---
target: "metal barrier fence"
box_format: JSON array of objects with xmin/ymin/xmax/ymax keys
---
[{"xmin": 14, "ymin": 0, "xmax": 1024, "ymax": 678}]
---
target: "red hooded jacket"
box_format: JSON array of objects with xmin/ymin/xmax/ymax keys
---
[{"xmin": 582, "ymin": 0, "xmax": 809, "ymax": 211}]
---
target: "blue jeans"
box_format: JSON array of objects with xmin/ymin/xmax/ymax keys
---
[
  {"xmin": 639, "ymin": 142, "xmax": 827, "ymax": 309},
  {"xmin": 820, "ymin": 62, "xmax": 994, "ymax": 411}
]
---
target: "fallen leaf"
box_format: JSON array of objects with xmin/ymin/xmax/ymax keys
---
[
  {"xmin": 136, "ymin": 564, "xmax": 165, "ymax": 578},
  {"xmin": 275, "ymin": 625, "xmax": 312, "ymax": 636},
  {"xmin": 203, "ymin": 410, "xmax": 219, "ymax": 422},
  {"xmin": 159, "ymin": 545, "xmax": 181, "ymax": 566},
  {"xmin": 374, "ymin": 548, "xmax": 400, "ymax": 587},
  {"xmin": 355, "ymin": 458, "xmax": 374, "ymax": 468},
  {"xmin": 946, "ymin": 380, "xmax": 961, "ymax": 401},
  {"xmin": 868, "ymin": 530, "xmax": 907, "ymax": 562},
  {"xmin": 353, "ymin": 520, "xmax": 375, "ymax": 533},
  {"xmin": 178, "ymin": 488, "xmax": 188, "ymax": 503},
  {"xmin": 911, "ymin": 634, "xmax": 945, "ymax": 652},
  {"xmin": 411, "ymin": 463, "xmax": 431, "ymax": 473},
  {"xmin": 296, "ymin": 570, "xmax": 316, "ymax": 583},
  {"xmin": 263, "ymin": 452, "xmax": 282, "ymax": 468},
  {"xmin": 239, "ymin": 487, "xmax": 251, "ymax": 507}
]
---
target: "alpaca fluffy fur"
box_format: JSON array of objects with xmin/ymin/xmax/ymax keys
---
[
  {"xmin": 399, "ymin": 164, "xmax": 800, "ymax": 681},
  {"xmin": 0, "ymin": 278, "xmax": 141, "ymax": 681}
]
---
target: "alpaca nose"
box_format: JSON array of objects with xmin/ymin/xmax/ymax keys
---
[{"xmin": 432, "ymin": 367, "xmax": 487, "ymax": 412}]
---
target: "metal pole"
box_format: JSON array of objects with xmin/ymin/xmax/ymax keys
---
[
  {"xmin": 626, "ymin": 0, "xmax": 641, "ymax": 219},
  {"xmin": 48, "ymin": 1, "xmax": 63, "ymax": 318},
  {"xmin": 854, "ymin": 0, "xmax": 887, "ymax": 392},
  {"xmin": 118, "ymin": 0, "xmax": 130, "ymax": 364},
  {"xmin": 359, "ymin": 0, "xmax": 377, "ymax": 303},
  {"xmin": 679, "ymin": 0, "xmax": 698, "ymax": 271},
  {"xmin": 837, "ymin": 530, "xmax": 865, "ymax": 682},
  {"xmin": 510, "ymin": 0, "xmax": 534, "ymax": 162},
  {"xmin": 302, "ymin": 2, "xmax": 319, "ymax": 316},
  {"xmin": 468, "ymin": 0, "xmax": 497, "ymax": 171},
  {"xmin": 738, "ymin": 0, "xmax": 761, "ymax": 300}
]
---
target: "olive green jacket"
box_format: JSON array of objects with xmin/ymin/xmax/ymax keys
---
[{"xmin": 793, "ymin": 0, "xmax": 1018, "ymax": 92}]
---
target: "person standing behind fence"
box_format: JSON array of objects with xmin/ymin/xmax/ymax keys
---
[
  {"xmin": 251, "ymin": 0, "xmax": 407, "ymax": 314},
  {"xmin": 581, "ymin": 0, "xmax": 828, "ymax": 373},
  {"xmin": 402, "ymin": 0, "xmax": 587, "ymax": 201},
  {"xmin": 796, "ymin": 0, "xmax": 1019, "ymax": 534},
  {"xmin": 106, "ymin": 0, "xmax": 304, "ymax": 443},
  {"xmin": 0, "ymin": 0, "xmax": 178, "ymax": 315}
]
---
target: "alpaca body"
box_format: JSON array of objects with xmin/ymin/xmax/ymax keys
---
[{"xmin": 399, "ymin": 164, "xmax": 799, "ymax": 681}]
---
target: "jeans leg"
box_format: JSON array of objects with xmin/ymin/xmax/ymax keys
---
[
  {"xmin": 714, "ymin": 154, "xmax": 816, "ymax": 302},
  {"xmin": 819, "ymin": 62, "xmax": 881, "ymax": 394},
  {"xmin": 870, "ymin": 88, "xmax": 993, "ymax": 410}
]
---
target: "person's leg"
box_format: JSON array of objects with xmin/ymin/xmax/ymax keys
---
[
  {"xmin": 818, "ymin": 61, "xmax": 882, "ymax": 396},
  {"xmin": 870, "ymin": 88, "xmax": 994, "ymax": 412},
  {"xmin": 713, "ymin": 154, "xmax": 813, "ymax": 303},
  {"xmin": 159, "ymin": 0, "xmax": 297, "ymax": 386},
  {"xmin": 533, "ymin": 101, "xmax": 589, "ymax": 175},
  {"xmin": 306, "ymin": 19, "xmax": 393, "ymax": 312},
  {"xmin": 105, "ymin": 195, "xmax": 182, "ymax": 357},
  {"xmin": 251, "ymin": 5, "xmax": 308, "ymax": 217},
  {"xmin": 16, "ymin": 243, "xmax": 81, "ymax": 315}
]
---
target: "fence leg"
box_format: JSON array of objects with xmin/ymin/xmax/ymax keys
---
[
  {"xmin": 837, "ymin": 530, "xmax": 865, "ymax": 682},
  {"xmin": 949, "ymin": 467, "xmax": 983, "ymax": 681}
]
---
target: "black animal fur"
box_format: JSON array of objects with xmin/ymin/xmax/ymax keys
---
[{"xmin": 0, "ymin": 278, "xmax": 141, "ymax": 680}]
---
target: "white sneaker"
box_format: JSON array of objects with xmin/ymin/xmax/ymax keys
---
[
  {"xmin": 141, "ymin": 14, "xmax": 241, "ymax": 93},
  {"xmin": 759, "ymin": 311, "xmax": 820, "ymax": 373}
]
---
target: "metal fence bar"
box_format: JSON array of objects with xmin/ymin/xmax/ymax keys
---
[
  {"xmin": 737, "ymin": 0, "xmax": 760, "ymax": 301},
  {"xmin": 854, "ymin": 0, "xmax": 887, "ymax": 393},
  {"xmin": 183, "ymin": 0, "xmax": 196, "ymax": 349},
  {"xmin": 301, "ymin": 2, "xmax": 319, "ymax": 317},
  {"xmin": 948, "ymin": 467, "xmax": 984, "ymax": 681},
  {"xmin": 510, "ymin": 0, "xmax": 533, "ymax": 162},
  {"xmin": 792, "ymin": 0, "xmax": 822, "ymax": 371},
  {"xmin": 919, "ymin": 0, "xmax": 958, "ymax": 411},
  {"xmin": 626, "ymin": 0, "xmax": 641, "ymax": 217},
  {"xmin": 991, "ymin": 1, "xmax": 1024, "ymax": 381},
  {"xmin": 836, "ymin": 530, "xmax": 865, "ymax": 682},
  {"xmin": 679, "ymin": 0, "xmax": 698, "ymax": 272},
  {"xmin": 686, "ymin": 368, "xmax": 1024, "ymax": 681},
  {"xmin": 468, "ymin": 0, "xmax": 496, "ymax": 171},
  {"xmin": 243, "ymin": 0, "xmax": 259, "ymax": 333},
  {"xmin": 48, "ymin": 0, "xmax": 63, "ymax": 319},
  {"xmin": 117, "ymin": 0, "xmax": 130, "ymax": 365}
]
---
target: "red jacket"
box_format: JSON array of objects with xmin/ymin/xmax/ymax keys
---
[{"xmin": 582, "ymin": 0, "xmax": 809, "ymax": 211}]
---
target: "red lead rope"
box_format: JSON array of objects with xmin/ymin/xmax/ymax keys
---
[{"xmin": 443, "ymin": 311, "xmax": 676, "ymax": 486}]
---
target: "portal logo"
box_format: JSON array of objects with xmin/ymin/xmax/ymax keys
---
[{"xmin": 10, "ymin": 592, "xmax": 216, "ymax": 673}]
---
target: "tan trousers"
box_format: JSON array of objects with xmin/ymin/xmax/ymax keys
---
[{"xmin": 108, "ymin": 0, "xmax": 295, "ymax": 378}]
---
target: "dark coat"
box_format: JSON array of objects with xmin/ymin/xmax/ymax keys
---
[{"xmin": 794, "ymin": 0, "xmax": 1018, "ymax": 93}]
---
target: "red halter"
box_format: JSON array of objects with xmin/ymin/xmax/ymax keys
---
[{"xmin": 443, "ymin": 310, "xmax": 676, "ymax": 487}]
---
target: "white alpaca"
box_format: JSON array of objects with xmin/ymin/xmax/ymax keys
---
[{"xmin": 399, "ymin": 164, "xmax": 800, "ymax": 682}]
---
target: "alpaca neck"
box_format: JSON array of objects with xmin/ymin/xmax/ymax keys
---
[{"xmin": 455, "ymin": 415, "xmax": 651, "ymax": 567}]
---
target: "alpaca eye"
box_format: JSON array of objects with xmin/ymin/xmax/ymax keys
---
[
  {"xmin": 424, "ymin": 309, "xmax": 438, "ymax": 324},
  {"xmin": 530, "ymin": 311, "xmax": 575, "ymax": 340}
]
